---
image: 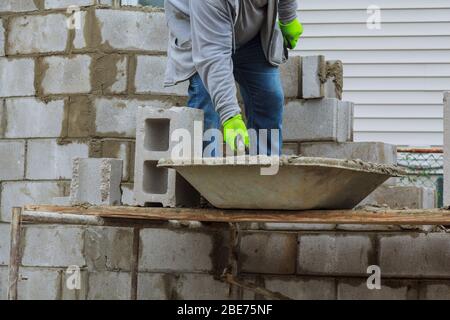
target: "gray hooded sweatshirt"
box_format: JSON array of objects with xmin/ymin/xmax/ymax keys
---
[{"xmin": 164, "ymin": 0, "xmax": 298, "ymax": 124}]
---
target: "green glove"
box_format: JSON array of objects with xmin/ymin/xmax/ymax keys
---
[
  {"xmin": 279, "ymin": 18, "xmax": 303, "ymax": 49},
  {"xmin": 223, "ymin": 114, "xmax": 250, "ymax": 152}
]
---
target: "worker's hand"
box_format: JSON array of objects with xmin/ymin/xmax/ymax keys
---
[
  {"xmin": 279, "ymin": 18, "xmax": 303, "ymax": 49},
  {"xmin": 223, "ymin": 114, "xmax": 250, "ymax": 152}
]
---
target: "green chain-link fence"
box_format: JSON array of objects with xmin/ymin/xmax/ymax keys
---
[{"xmin": 397, "ymin": 148, "xmax": 444, "ymax": 207}]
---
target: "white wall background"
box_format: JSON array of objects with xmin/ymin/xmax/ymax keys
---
[{"xmin": 295, "ymin": 0, "xmax": 450, "ymax": 147}]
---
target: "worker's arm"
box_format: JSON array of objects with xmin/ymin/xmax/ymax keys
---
[
  {"xmin": 278, "ymin": 0, "xmax": 298, "ymax": 24},
  {"xmin": 189, "ymin": 0, "xmax": 241, "ymax": 125},
  {"xmin": 278, "ymin": 0, "xmax": 303, "ymax": 49}
]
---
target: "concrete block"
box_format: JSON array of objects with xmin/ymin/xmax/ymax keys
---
[
  {"xmin": 92, "ymin": 54, "xmax": 127, "ymax": 94},
  {"xmin": 281, "ymin": 143, "xmax": 299, "ymax": 156},
  {"xmin": 94, "ymin": 97, "xmax": 175, "ymax": 138},
  {"xmin": 360, "ymin": 185, "xmax": 436, "ymax": 209},
  {"xmin": 0, "ymin": 223, "xmax": 10, "ymax": 266},
  {"xmin": 0, "ymin": 19, "xmax": 5, "ymax": 57},
  {"xmin": 264, "ymin": 276, "xmax": 336, "ymax": 300},
  {"xmin": 419, "ymin": 281, "xmax": 450, "ymax": 300},
  {"xmin": 7, "ymin": 14, "xmax": 68, "ymax": 55},
  {"xmin": 301, "ymin": 55, "xmax": 325, "ymax": 99},
  {"xmin": 134, "ymin": 106, "xmax": 203, "ymax": 208},
  {"xmin": 101, "ymin": 140, "xmax": 132, "ymax": 181},
  {"xmin": 70, "ymin": 158, "xmax": 123, "ymax": 206},
  {"xmin": 297, "ymin": 233, "xmax": 375, "ymax": 276},
  {"xmin": 0, "ymin": 140, "xmax": 25, "ymax": 180},
  {"xmin": 379, "ymin": 232, "xmax": 450, "ymax": 278},
  {"xmin": 0, "ymin": 181, "xmax": 68, "ymax": 222},
  {"xmin": 324, "ymin": 60, "xmax": 343, "ymax": 100},
  {"xmin": 280, "ymin": 56, "xmax": 301, "ymax": 98},
  {"xmin": 121, "ymin": 184, "xmax": 136, "ymax": 206},
  {"xmin": 240, "ymin": 232, "xmax": 297, "ymax": 274},
  {"xmin": 444, "ymin": 92, "xmax": 450, "ymax": 206},
  {"xmin": 337, "ymin": 278, "xmax": 418, "ymax": 300},
  {"xmin": 22, "ymin": 225, "xmax": 85, "ymax": 267},
  {"xmin": 1, "ymin": 98, "xmax": 66, "ymax": 138},
  {"xmin": 135, "ymin": 56, "xmax": 188, "ymax": 96},
  {"xmin": 87, "ymin": 271, "xmax": 131, "ymax": 300},
  {"xmin": 84, "ymin": 227, "xmax": 134, "ymax": 272},
  {"xmin": 0, "ymin": 58, "xmax": 35, "ymax": 97},
  {"xmin": 138, "ymin": 273, "xmax": 230, "ymax": 300},
  {"xmin": 18, "ymin": 268, "xmax": 61, "ymax": 300},
  {"xmin": 95, "ymin": 9, "xmax": 167, "ymax": 52},
  {"xmin": 41, "ymin": 55, "xmax": 91, "ymax": 95},
  {"xmin": 139, "ymin": 228, "xmax": 228, "ymax": 273},
  {"xmin": 137, "ymin": 273, "xmax": 171, "ymax": 300},
  {"xmin": 299, "ymin": 142, "xmax": 397, "ymax": 165},
  {"xmin": 175, "ymin": 274, "xmax": 230, "ymax": 300},
  {"xmin": 0, "ymin": 1, "xmax": 38, "ymax": 13},
  {"xmin": 27, "ymin": 139, "xmax": 89, "ymax": 180},
  {"xmin": 283, "ymin": 99, "xmax": 353, "ymax": 143},
  {"xmin": 0, "ymin": 267, "xmax": 7, "ymax": 300}
]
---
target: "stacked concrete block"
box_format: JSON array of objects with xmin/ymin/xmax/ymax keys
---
[
  {"xmin": 27, "ymin": 140, "xmax": 89, "ymax": 180},
  {"xmin": 135, "ymin": 56, "xmax": 188, "ymax": 96},
  {"xmin": 279, "ymin": 55, "xmax": 301, "ymax": 98},
  {"xmin": 7, "ymin": 14, "xmax": 69, "ymax": 55},
  {"xmin": 0, "ymin": 1, "xmax": 38, "ymax": 13},
  {"xmin": 41, "ymin": 55, "xmax": 92, "ymax": 95},
  {"xmin": 0, "ymin": 223, "xmax": 10, "ymax": 266},
  {"xmin": 0, "ymin": 140, "xmax": 25, "ymax": 180},
  {"xmin": 0, "ymin": 19, "xmax": 4, "ymax": 57},
  {"xmin": 444, "ymin": 92, "xmax": 450, "ymax": 206},
  {"xmin": 282, "ymin": 98, "xmax": 353, "ymax": 143},
  {"xmin": 264, "ymin": 276, "xmax": 336, "ymax": 300},
  {"xmin": 360, "ymin": 185, "xmax": 436, "ymax": 209},
  {"xmin": 379, "ymin": 233, "xmax": 450, "ymax": 278},
  {"xmin": 337, "ymin": 278, "xmax": 418, "ymax": 300},
  {"xmin": 0, "ymin": 98, "xmax": 66, "ymax": 138},
  {"xmin": 0, "ymin": 58, "xmax": 35, "ymax": 97},
  {"xmin": 240, "ymin": 232, "xmax": 298, "ymax": 274},
  {"xmin": 70, "ymin": 158, "xmax": 123, "ymax": 206},
  {"xmin": 138, "ymin": 228, "xmax": 228, "ymax": 273},
  {"xmin": 138, "ymin": 273, "xmax": 231, "ymax": 300},
  {"xmin": 297, "ymin": 233, "xmax": 375, "ymax": 276},
  {"xmin": 0, "ymin": 181, "xmax": 69, "ymax": 222},
  {"xmin": 134, "ymin": 106, "xmax": 203, "ymax": 207}
]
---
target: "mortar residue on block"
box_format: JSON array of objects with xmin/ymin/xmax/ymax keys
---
[
  {"xmin": 301, "ymin": 55, "xmax": 325, "ymax": 99},
  {"xmin": 134, "ymin": 106, "xmax": 203, "ymax": 208},
  {"xmin": 70, "ymin": 158, "xmax": 123, "ymax": 206},
  {"xmin": 325, "ymin": 60, "xmax": 344, "ymax": 100},
  {"xmin": 159, "ymin": 156, "xmax": 404, "ymax": 210},
  {"xmin": 282, "ymin": 98, "xmax": 353, "ymax": 143}
]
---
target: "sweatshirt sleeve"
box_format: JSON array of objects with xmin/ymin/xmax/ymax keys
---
[
  {"xmin": 189, "ymin": 0, "xmax": 241, "ymax": 125},
  {"xmin": 278, "ymin": 0, "xmax": 298, "ymax": 24}
]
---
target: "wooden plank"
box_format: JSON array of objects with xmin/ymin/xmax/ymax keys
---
[{"xmin": 23, "ymin": 205, "xmax": 450, "ymax": 225}]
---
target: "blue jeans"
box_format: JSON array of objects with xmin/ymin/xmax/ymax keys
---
[{"xmin": 187, "ymin": 35, "xmax": 284, "ymax": 156}]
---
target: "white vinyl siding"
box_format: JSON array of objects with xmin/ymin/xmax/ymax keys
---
[{"xmin": 295, "ymin": 0, "xmax": 450, "ymax": 147}]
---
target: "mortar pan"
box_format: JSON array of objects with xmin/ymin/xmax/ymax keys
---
[{"xmin": 158, "ymin": 156, "xmax": 406, "ymax": 210}]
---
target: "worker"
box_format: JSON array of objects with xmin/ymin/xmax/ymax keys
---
[{"xmin": 164, "ymin": 0, "xmax": 303, "ymax": 156}]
